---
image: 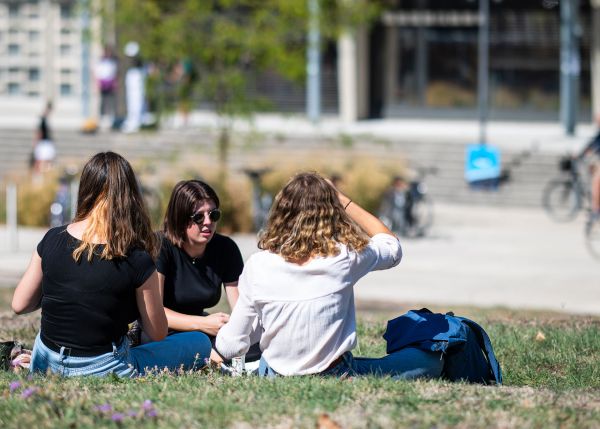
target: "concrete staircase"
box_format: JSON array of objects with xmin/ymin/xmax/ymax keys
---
[{"xmin": 0, "ymin": 127, "xmax": 564, "ymax": 208}]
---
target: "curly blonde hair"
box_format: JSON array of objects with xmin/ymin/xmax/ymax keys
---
[{"xmin": 258, "ymin": 172, "xmax": 369, "ymax": 261}]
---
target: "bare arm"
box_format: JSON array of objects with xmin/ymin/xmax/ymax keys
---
[
  {"xmin": 12, "ymin": 251, "xmax": 43, "ymax": 315},
  {"xmin": 224, "ymin": 281, "xmax": 239, "ymax": 309},
  {"xmin": 336, "ymin": 190, "xmax": 395, "ymax": 238},
  {"xmin": 136, "ymin": 271, "xmax": 168, "ymax": 342},
  {"xmin": 157, "ymin": 272, "xmax": 229, "ymax": 336}
]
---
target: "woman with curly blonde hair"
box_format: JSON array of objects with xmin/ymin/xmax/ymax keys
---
[{"xmin": 217, "ymin": 172, "xmax": 444, "ymax": 378}]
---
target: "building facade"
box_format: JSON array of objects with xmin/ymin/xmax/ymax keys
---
[
  {"xmin": 0, "ymin": 0, "xmax": 98, "ymax": 124},
  {"xmin": 340, "ymin": 0, "xmax": 600, "ymax": 124}
]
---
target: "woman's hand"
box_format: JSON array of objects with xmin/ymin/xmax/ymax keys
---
[{"xmin": 201, "ymin": 312, "xmax": 230, "ymax": 336}]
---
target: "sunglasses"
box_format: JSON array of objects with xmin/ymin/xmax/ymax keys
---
[{"xmin": 190, "ymin": 208, "xmax": 221, "ymax": 224}]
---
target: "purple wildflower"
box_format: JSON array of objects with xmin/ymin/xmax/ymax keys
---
[
  {"xmin": 142, "ymin": 399, "xmax": 153, "ymax": 411},
  {"xmin": 111, "ymin": 413, "xmax": 125, "ymax": 422},
  {"xmin": 9, "ymin": 381, "xmax": 21, "ymax": 393},
  {"xmin": 146, "ymin": 409, "xmax": 158, "ymax": 418},
  {"xmin": 20, "ymin": 387, "xmax": 37, "ymax": 399},
  {"xmin": 94, "ymin": 403, "xmax": 112, "ymax": 413}
]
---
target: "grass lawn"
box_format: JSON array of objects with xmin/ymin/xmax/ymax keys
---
[{"xmin": 0, "ymin": 287, "xmax": 599, "ymax": 428}]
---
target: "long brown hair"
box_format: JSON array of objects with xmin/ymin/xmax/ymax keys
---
[
  {"xmin": 72, "ymin": 152, "xmax": 158, "ymax": 261},
  {"xmin": 162, "ymin": 180, "xmax": 220, "ymax": 248},
  {"xmin": 258, "ymin": 172, "xmax": 369, "ymax": 261}
]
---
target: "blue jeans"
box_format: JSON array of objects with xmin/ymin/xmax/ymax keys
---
[
  {"xmin": 30, "ymin": 331, "xmax": 211, "ymax": 377},
  {"xmin": 259, "ymin": 348, "xmax": 444, "ymax": 379}
]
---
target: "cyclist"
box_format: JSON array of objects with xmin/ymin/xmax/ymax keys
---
[{"xmin": 578, "ymin": 115, "xmax": 600, "ymax": 219}]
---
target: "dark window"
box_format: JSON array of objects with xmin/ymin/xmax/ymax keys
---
[{"xmin": 28, "ymin": 68, "xmax": 40, "ymax": 81}]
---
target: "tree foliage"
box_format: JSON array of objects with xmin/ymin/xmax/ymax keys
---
[{"xmin": 102, "ymin": 0, "xmax": 381, "ymax": 118}]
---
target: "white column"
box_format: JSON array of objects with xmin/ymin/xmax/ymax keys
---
[
  {"xmin": 337, "ymin": 27, "xmax": 369, "ymax": 123},
  {"xmin": 338, "ymin": 32, "xmax": 358, "ymax": 123}
]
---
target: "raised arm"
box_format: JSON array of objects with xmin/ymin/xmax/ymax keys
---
[
  {"xmin": 12, "ymin": 250, "xmax": 43, "ymax": 315},
  {"xmin": 335, "ymin": 188, "xmax": 395, "ymax": 238}
]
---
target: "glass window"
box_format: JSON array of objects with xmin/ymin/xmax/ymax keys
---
[
  {"xmin": 9, "ymin": 4, "xmax": 19, "ymax": 18},
  {"xmin": 60, "ymin": 83, "xmax": 72, "ymax": 95},
  {"xmin": 60, "ymin": 44, "xmax": 71, "ymax": 56},
  {"xmin": 8, "ymin": 83, "xmax": 21, "ymax": 94},
  {"xmin": 8, "ymin": 44, "xmax": 20, "ymax": 55},
  {"xmin": 60, "ymin": 4, "xmax": 73, "ymax": 19},
  {"xmin": 28, "ymin": 68, "xmax": 40, "ymax": 81},
  {"xmin": 28, "ymin": 31, "xmax": 40, "ymax": 42}
]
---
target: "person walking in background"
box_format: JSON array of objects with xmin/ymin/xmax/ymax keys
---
[
  {"xmin": 155, "ymin": 180, "xmax": 260, "ymax": 364},
  {"xmin": 12, "ymin": 152, "xmax": 211, "ymax": 377},
  {"xmin": 122, "ymin": 42, "xmax": 145, "ymax": 133},
  {"xmin": 95, "ymin": 45, "xmax": 118, "ymax": 129},
  {"xmin": 32, "ymin": 101, "xmax": 56, "ymax": 177},
  {"xmin": 216, "ymin": 172, "xmax": 443, "ymax": 379}
]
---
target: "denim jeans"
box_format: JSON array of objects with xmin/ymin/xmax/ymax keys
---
[
  {"xmin": 259, "ymin": 348, "xmax": 444, "ymax": 379},
  {"xmin": 30, "ymin": 331, "xmax": 212, "ymax": 377}
]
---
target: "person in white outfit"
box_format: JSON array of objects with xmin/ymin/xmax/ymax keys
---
[{"xmin": 216, "ymin": 172, "xmax": 444, "ymax": 378}]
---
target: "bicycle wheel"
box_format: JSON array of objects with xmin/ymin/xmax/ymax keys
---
[
  {"xmin": 585, "ymin": 216, "xmax": 600, "ymax": 260},
  {"xmin": 405, "ymin": 197, "xmax": 433, "ymax": 238},
  {"xmin": 542, "ymin": 179, "xmax": 582, "ymax": 222}
]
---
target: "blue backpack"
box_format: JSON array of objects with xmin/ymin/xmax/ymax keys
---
[{"xmin": 383, "ymin": 308, "xmax": 502, "ymax": 385}]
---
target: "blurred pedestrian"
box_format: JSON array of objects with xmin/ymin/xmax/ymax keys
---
[
  {"xmin": 95, "ymin": 45, "xmax": 118, "ymax": 129},
  {"xmin": 122, "ymin": 42, "xmax": 145, "ymax": 133},
  {"xmin": 32, "ymin": 101, "xmax": 56, "ymax": 177}
]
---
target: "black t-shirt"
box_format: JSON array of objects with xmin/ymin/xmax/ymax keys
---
[
  {"xmin": 37, "ymin": 226, "xmax": 155, "ymax": 354},
  {"xmin": 39, "ymin": 115, "xmax": 51, "ymax": 141},
  {"xmin": 156, "ymin": 233, "xmax": 244, "ymax": 316}
]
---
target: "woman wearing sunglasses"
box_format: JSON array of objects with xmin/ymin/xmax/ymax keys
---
[
  {"xmin": 216, "ymin": 172, "xmax": 444, "ymax": 378},
  {"xmin": 12, "ymin": 152, "xmax": 210, "ymax": 377},
  {"xmin": 156, "ymin": 180, "xmax": 247, "ymax": 363}
]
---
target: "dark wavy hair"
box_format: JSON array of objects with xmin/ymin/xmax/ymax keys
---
[
  {"xmin": 258, "ymin": 172, "xmax": 369, "ymax": 261},
  {"xmin": 72, "ymin": 151, "xmax": 158, "ymax": 261},
  {"xmin": 162, "ymin": 180, "xmax": 220, "ymax": 248}
]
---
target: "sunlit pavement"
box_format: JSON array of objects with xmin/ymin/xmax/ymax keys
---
[{"xmin": 3, "ymin": 202, "xmax": 596, "ymax": 315}]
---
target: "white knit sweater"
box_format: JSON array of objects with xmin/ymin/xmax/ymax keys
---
[{"xmin": 215, "ymin": 233, "xmax": 402, "ymax": 375}]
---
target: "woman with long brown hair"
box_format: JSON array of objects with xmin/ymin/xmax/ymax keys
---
[
  {"xmin": 216, "ymin": 172, "xmax": 443, "ymax": 378},
  {"xmin": 12, "ymin": 152, "xmax": 210, "ymax": 376}
]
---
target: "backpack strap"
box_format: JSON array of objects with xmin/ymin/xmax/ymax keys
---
[{"xmin": 458, "ymin": 317, "xmax": 503, "ymax": 385}]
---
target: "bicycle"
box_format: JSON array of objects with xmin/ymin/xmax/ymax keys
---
[
  {"xmin": 379, "ymin": 167, "xmax": 436, "ymax": 238},
  {"xmin": 542, "ymin": 156, "xmax": 589, "ymax": 222},
  {"xmin": 242, "ymin": 168, "xmax": 272, "ymax": 232}
]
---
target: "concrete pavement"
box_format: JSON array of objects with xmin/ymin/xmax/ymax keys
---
[{"xmin": 1, "ymin": 202, "xmax": 598, "ymax": 315}]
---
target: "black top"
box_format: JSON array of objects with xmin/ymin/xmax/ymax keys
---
[
  {"xmin": 39, "ymin": 115, "xmax": 51, "ymax": 141},
  {"xmin": 156, "ymin": 233, "xmax": 244, "ymax": 316},
  {"xmin": 37, "ymin": 226, "xmax": 155, "ymax": 356}
]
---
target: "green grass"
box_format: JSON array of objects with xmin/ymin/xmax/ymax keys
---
[{"xmin": 1, "ymin": 288, "xmax": 599, "ymax": 428}]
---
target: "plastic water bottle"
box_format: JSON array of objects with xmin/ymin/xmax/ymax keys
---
[{"xmin": 231, "ymin": 356, "xmax": 245, "ymax": 376}]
